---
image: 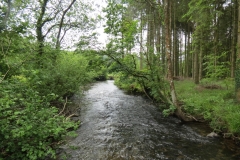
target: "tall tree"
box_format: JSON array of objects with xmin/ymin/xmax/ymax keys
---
[
  {"xmin": 164, "ymin": 0, "xmax": 190, "ymax": 120},
  {"xmin": 34, "ymin": 0, "xmax": 96, "ymax": 54},
  {"xmin": 236, "ymin": 0, "xmax": 240, "ymax": 102},
  {"xmin": 231, "ymin": 0, "xmax": 238, "ymax": 77},
  {"xmin": 36, "ymin": 0, "xmax": 50, "ymax": 55}
]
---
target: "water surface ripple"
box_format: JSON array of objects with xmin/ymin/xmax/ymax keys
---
[{"xmin": 60, "ymin": 80, "xmax": 239, "ymax": 160}]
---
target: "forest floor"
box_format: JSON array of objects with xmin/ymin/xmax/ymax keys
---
[{"xmin": 174, "ymin": 78, "xmax": 240, "ymax": 143}]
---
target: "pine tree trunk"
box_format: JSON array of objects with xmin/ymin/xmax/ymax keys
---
[
  {"xmin": 184, "ymin": 32, "xmax": 187, "ymax": 77},
  {"xmin": 186, "ymin": 24, "xmax": 192, "ymax": 78},
  {"xmin": 146, "ymin": 4, "xmax": 154, "ymax": 65},
  {"xmin": 199, "ymin": 30, "xmax": 203, "ymax": 80},
  {"xmin": 231, "ymin": 0, "xmax": 238, "ymax": 78},
  {"xmin": 236, "ymin": 0, "xmax": 240, "ymax": 102},
  {"xmin": 194, "ymin": 44, "xmax": 200, "ymax": 84},
  {"xmin": 140, "ymin": 11, "xmax": 144, "ymax": 70},
  {"xmin": 188, "ymin": 30, "xmax": 193, "ymax": 77}
]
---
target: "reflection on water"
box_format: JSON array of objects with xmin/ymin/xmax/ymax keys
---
[{"xmin": 59, "ymin": 80, "xmax": 240, "ymax": 160}]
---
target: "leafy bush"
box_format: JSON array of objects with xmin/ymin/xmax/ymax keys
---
[
  {"xmin": 27, "ymin": 51, "xmax": 91, "ymax": 98},
  {"xmin": 203, "ymin": 52, "xmax": 230, "ymax": 80},
  {"xmin": 0, "ymin": 79, "xmax": 78, "ymax": 160},
  {"xmin": 114, "ymin": 72, "xmax": 143, "ymax": 93},
  {"xmin": 163, "ymin": 105, "xmax": 176, "ymax": 117},
  {"xmin": 78, "ymin": 50, "xmax": 109, "ymax": 81}
]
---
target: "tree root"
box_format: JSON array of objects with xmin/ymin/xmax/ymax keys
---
[{"xmin": 174, "ymin": 107, "xmax": 201, "ymax": 122}]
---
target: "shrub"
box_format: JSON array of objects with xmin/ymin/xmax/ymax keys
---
[
  {"xmin": 0, "ymin": 79, "xmax": 78, "ymax": 160},
  {"xmin": 203, "ymin": 52, "xmax": 230, "ymax": 80},
  {"xmin": 114, "ymin": 72, "xmax": 143, "ymax": 93},
  {"xmin": 27, "ymin": 52, "xmax": 91, "ymax": 98}
]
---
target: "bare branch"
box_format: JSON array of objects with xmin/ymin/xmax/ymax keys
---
[
  {"xmin": 59, "ymin": 26, "xmax": 71, "ymax": 44},
  {"xmin": 0, "ymin": 68, "xmax": 10, "ymax": 84},
  {"xmin": 56, "ymin": 0, "xmax": 77, "ymax": 49},
  {"xmin": 43, "ymin": 24, "xmax": 59, "ymax": 38},
  {"xmin": 55, "ymin": 97, "xmax": 68, "ymax": 117}
]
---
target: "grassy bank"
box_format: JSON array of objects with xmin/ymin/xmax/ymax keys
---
[{"xmin": 175, "ymin": 78, "xmax": 240, "ymax": 139}]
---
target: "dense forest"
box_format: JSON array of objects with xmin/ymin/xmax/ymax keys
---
[{"xmin": 1, "ymin": 0, "xmax": 240, "ymax": 159}]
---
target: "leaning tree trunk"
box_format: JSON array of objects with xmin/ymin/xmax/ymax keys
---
[
  {"xmin": 164, "ymin": 0, "xmax": 195, "ymax": 121},
  {"xmin": 164, "ymin": 0, "xmax": 179, "ymax": 117}
]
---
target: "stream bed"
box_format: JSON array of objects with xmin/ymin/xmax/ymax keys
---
[{"xmin": 59, "ymin": 80, "xmax": 240, "ymax": 160}]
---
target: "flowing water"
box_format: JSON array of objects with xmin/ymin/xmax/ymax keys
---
[{"xmin": 59, "ymin": 80, "xmax": 240, "ymax": 160}]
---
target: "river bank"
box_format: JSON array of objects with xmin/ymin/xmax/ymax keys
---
[{"xmin": 175, "ymin": 79, "xmax": 240, "ymax": 141}]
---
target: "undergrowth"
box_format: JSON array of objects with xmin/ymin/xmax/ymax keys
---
[{"xmin": 175, "ymin": 78, "xmax": 240, "ymax": 136}]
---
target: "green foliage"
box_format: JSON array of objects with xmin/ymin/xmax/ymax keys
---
[
  {"xmin": 175, "ymin": 79, "xmax": 240, "ymax": 134},
  {"xmin": 111, "ymin": 54, "xmax": 170, "ymax": 104},
  {"xmin": 27, "ymin": 51, "xmax": 91, "ymax": 98},
  {"xmin": 0, "ymin": 79, "xmax": 78, "ymax": 160},
  {"xmin": 0, "ymin": 1, "xmax": 113, "ymax": 159},
  {"xmin": 163, "ymin": 105, "xmax": 176, "ymax": 117},
  {"xmin": 0, "ymin": 32, "xmax": 92, "ymax": 159},
  {"xmin": 104, "ymin": 0, "xmax": 138, "ymax": 53},
  {"xmin": 78, "ymin": 50, "xmax": 109, "ymax": 81},
  {"xmin": 0, "ymin": 31, "xmax": 35, "ymax": 79},
  {"xmin": 114, "ymin": 72, "xmax": 143, "ymax": 93},
  {"xmin": 146, "ymin": 76, "xmax": 169, "ymax": 103},
  {"xmin": 104, "ymin": 0, "xmax": 127, "ymax": 36},
  {"xmin": 203, "ymin": 52, "xmax": 230, "ymax": 80},
  {"xmin": 106, "ymin": 48, "xmax": 170, "ymax": 103},
  {"xmin": 110, "ymin": 54, "xmax": 146, "ymax": 93},
  {"xmin": 225, "ymin": 104, "xmax": 240, "ymax": 134}
]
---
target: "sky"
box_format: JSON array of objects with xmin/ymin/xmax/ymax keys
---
[
  {"xmin": 93, "ymin": 0, "xmax": 108, "ymax": 49},
  {"xmin": 60, "ymin": 0, "xmax": 108, "ymax": 50}
]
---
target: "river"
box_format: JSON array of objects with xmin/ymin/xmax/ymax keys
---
[{"xmin": 59, "ymin": 80, "xmax": 240, "ymax": 160}]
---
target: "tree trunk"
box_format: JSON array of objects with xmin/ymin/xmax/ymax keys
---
[
  {"xmin": 199, "ymin": 30, "xmax": 203, "ymax": 80},
  {"xmin": 164, "ymin": 0, "xmax": 176, "ymax": 101},
  {"xmin": 164, "ymin": 0, "xmax": 193, "ymax": 121},
  {"xmin": 162, "ymin": 21, "xmax": 166, "ymax": 73},
  {"xmin": 188, "ymin": 29, "xmax": 193, "ymax": 77},
  {"xmin": 140, "ymin": 11, "xmax": 144, "ymax": 70},
  {"xmin": 231, "ymin": 0, "xmax": 238, "ymax": 78},
  {"xmin": 1, "ymin": 0, "xmax": 11, "ymax": 31},
  {"xmin": 185, "ymin": 24, "xmax": 192, "ymax": 78},
  {"xmin": 146, "ymin": 4, "xmax": 154, "ymax": 65},
  {"xmin": 236, "ymin": 0, "xmax": 240, "ymax": 102},
  {"xmin": 173, "ymin": 2, "xmax": 179, "ymax": 77},
  {"xmin": 36, "ymin": 0, "xmax": 49, "ymax": 56},
  {"xmin": 194, "ymin": 44, "xmax": 200, "ymax": 84}
]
